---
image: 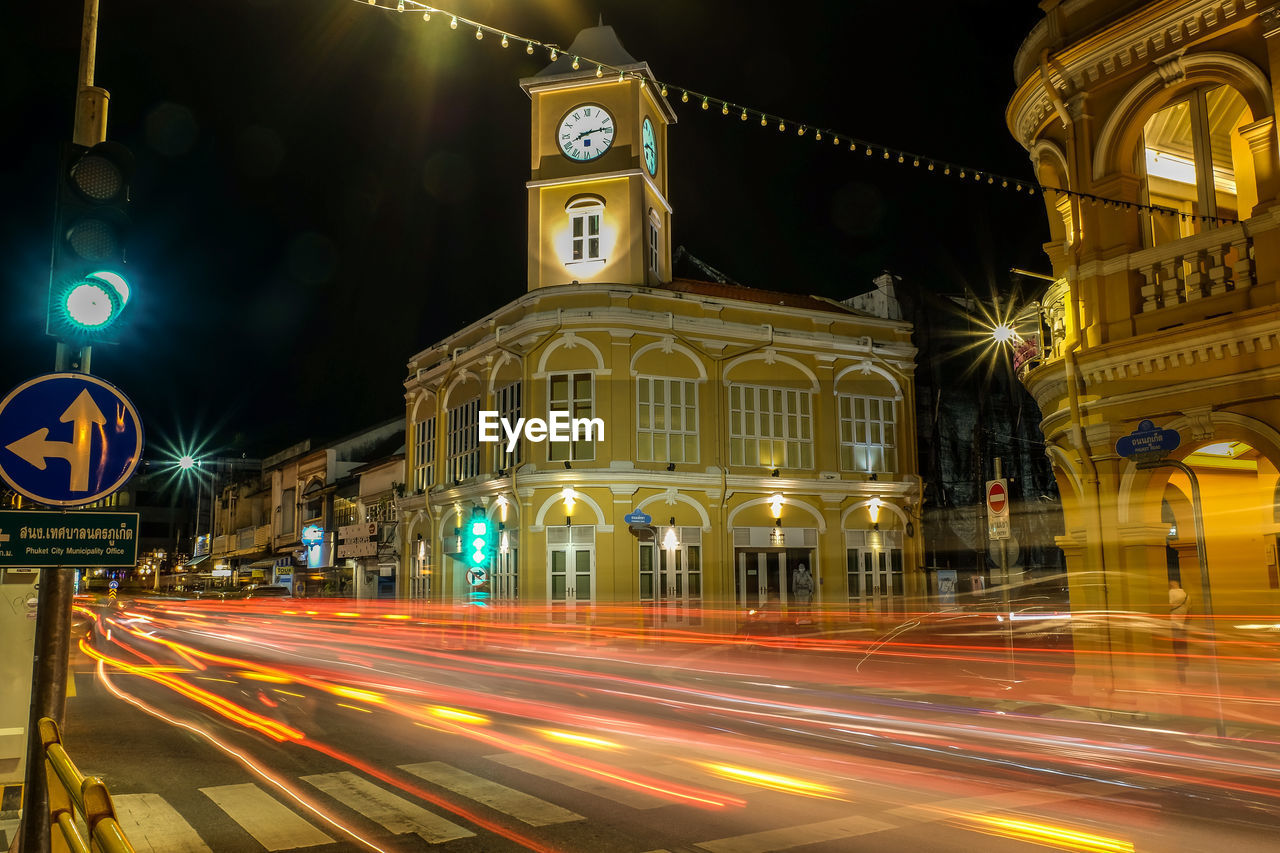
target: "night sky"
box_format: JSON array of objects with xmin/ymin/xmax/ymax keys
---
[{"xmin": 1, "ymin": 1, "xmax": 1049, "ymax": 459}]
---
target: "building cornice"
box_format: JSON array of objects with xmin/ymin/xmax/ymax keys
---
[{"xmin": 1008, "ymin": 0, "xmax": 1258, "ymax": 148}]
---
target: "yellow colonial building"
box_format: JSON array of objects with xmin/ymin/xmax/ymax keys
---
[
  {"xmin": 398, "ymin": 25, "xmax": 920, "ymax": 615},
  {"xmin": 1007, "ymin": 0, "xmax": 1280, "ymax": 655}
]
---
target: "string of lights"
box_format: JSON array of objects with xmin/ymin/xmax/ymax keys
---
[{"xmin": 358, "ymin": 1, "xmax": 1236, "ymax": 224}]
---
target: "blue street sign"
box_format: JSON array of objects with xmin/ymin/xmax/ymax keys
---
[
  {"xmin": 0, "ymin": 373, "xmax": 143, "ymax": 507},
  {"xmin": 624, "ymin": 510, "xmax": 652, "ymax": 526},
  {"xmin": 108, "ymin": 580, "xmax": 119, "ymax": 590},
  {"xmin": 1116, "ymin": 419, "xmax": 1181, "ymax": 459}
]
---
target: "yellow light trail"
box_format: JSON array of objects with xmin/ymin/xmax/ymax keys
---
[
  {"xmin": 700, "ymin": 762, "xmax": 842, "ymax": 798},
  {"xmin": 959, "ymin": 814, "xmax": 1134, "ymax": 852}
]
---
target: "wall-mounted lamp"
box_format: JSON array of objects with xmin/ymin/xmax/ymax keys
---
[
  {"xmin": 768, "ymin": 493, "xmax": 784, "ymax": 521},
  {"xmin": 496, "ymin": 495, "xmax": 509, "ymax": 523},
  {"xmin": 454, "ymin": 503, "xmax": 463, "ymax": 525},
  {"xmin": 562, "ymin": 487, "xmax": 576, "ymax": 514},
  {"xmin": 868, "ymin": 496, "xmax": 883, "ymax": 528},
  {"xmin": 770, "ymin": 469, "xmax": 780, "ymax": 478},
  {"xmin": 666, "ymin": 463, "xmax": 676, "ymax": 472},
  {"xmin": 416, "ymin": 534, "xmax": 425, "ymax": 562},
  {"xmin": 564, "ymin": 461, "xmax": 572, "ymax": 470},
  {"xmin": 500, "ymin": 530, "xmax": 510, "ymax": 555},
  {"xmin": 663, "ymin": 517, "xmax": 679, "ymax": 551}
]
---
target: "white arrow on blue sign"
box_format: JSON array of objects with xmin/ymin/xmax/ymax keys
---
[
  {"xmin": 0, "ymin": 373, "xmax": 143, "ymax": 507},
  {"xmin": 1116, "ymin": 419, "xmax": 1181, "ymax": 459}
]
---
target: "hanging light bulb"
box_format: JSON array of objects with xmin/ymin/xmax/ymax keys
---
[
  {"xmin": 501, "ymin": 33, "xmax": 508, "ymax": 48},
  {"xmin": 660, "ymin": 83, "xmax": 668, "ymax": 96},
  {"xmin": 450, "ymin": 15, "xmax": 457, "ymax": 28},
  {"xmin": 833, "ymin": 136, "xmax": 839, "ymax": 145},
  {"xmin": 798, "ymin": 125, "xmax": 806, "ymax": 136},
  {"xmin": 760, "ymin": 114, "xmax": 768, "ymax": 127},
  {"xmin": 945, "ymin": 166, "xmax": 951, "ymax": 175},
  {"xmin": 913, "ymin": 158, "xmax": 920, "ymax": 167},
  {"xmin": 526, "ymin": 40, "xmax": 534, "ymax": 54},
  {"xmin": 572, "ymin": 56, "xmax": 579, "ymax": 70},
  {"xmin": 850, "ymin": 141, "xmax": 857, "ymax": 151},
  {"xmin": 721, "ymin": 102, "xmax": 729, "ymax": 115},
  {"xmin": 1001, "ymin": 179, "xmax": 1008, "ymax": 188},
  {"xmin": 959, "ymin": 170, "xmax": 966, "ymax": 178},
  {"xmin": 701, "ymin": 97, "xmax": 709, "ymax": 110},
  {"xmin": 740, "ymin": 108, "xmax": 748, "ymax": 121},
  {"xmin": 681, "ymin": 90, "xmax": 689, "ymax": 103},
  {"xmin": 596, "ymin": 64, "xmax": 603, "ymax": 77},
  {"xmin": 422, "ymin": 10, "xmax": 430, "ymax": 20},
  {"xmin": 883, "ymin": 150, "xmax": 890, "ymax": 159},
  {"xmin": 864, "ymin": 147, "xmax": 872, "ymax": 156},
  {"xmin": 778, "ymin": 120, "xmax": 785, "ymax": 131},
  {"xmin": 927, "ymin": 162, "xmax": 935, "ymax": 171},
  {"xmin": 396, "ymin": 0, "xmax": 404, "ymax": 11},
  {"xmin": 815, "ymin": 130, "xmax": 822, "ymax": 141},
  {"xmin": 475, "ymin": 26, "xmax": 483, "ymax": 39},
  {"xmin": 618, "ymin": 69, "xmax": 624, "ymax": 82},
  {"xmin": 550, "ymin": 47, "xmax": 558, "ymax": 61},
  {"xmin": 897, "ymin": 154, "xmax": 904, "ymax": 163}
]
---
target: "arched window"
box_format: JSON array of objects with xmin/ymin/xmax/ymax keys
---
[
  {"xmin": 1141, "ymin": 85, "xmax": 1253, "ymax": 245},
  {"xmin": 565, "ymin": 195, "xmax": 605, "ymax": 264}
]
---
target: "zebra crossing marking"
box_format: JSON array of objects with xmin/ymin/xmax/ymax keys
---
[
  {"xmin": 199, "ymin": 783, "xmax": 332, "ymax": 850},
  {"xmin": 399, "ymin": 761, "xmax": 584, "ymax": 826},
  {"xmin": 112, "ymin": 793, "xmax": 212, "ymax": 853},
  {"xmin": 302, "ymin": 771, "xmax": 475, "ymax": 843},
  {"xmin": 485, "ymin": 752, "xmax": 670, "ymax": 809},
  {"xmin": 695, "ymin": 815, "xmax": 897, "ymax": 852}
]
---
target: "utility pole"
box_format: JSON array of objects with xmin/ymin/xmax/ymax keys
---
[{"xmin": 20, "ymin": 2, "xmax": 109, "ymax": 851}]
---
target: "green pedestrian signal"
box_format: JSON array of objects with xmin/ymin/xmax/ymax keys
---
[
  {"xmin": 47, "ymin": 141, "xmax": 134, "ymax": 342},
  {"xmin": 467, "ymin": 509, "xmax": 493, "ymax": 568}
]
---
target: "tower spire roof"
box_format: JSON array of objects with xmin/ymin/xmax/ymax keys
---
[{"xmin": 535, "ymin": 24, "xmax": 638, "ymax": 76}]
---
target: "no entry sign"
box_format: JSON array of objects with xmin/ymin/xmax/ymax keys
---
[{"xmin": 986, "ymin": 479, "xmax": 1008, "ymax": 515}]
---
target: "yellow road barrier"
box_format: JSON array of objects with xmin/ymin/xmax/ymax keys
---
[{"xmin": 37, "ymin": 718, "xmax": 135, "ymax": 853}]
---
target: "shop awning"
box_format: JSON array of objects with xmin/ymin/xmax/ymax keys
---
[
  {"xmin": 183, "ymin": 554, "xmax": 210, "ymax": 568},
  {"xmin": 243, "ymin": 558, "xmax": 276, "ymax": 570}
]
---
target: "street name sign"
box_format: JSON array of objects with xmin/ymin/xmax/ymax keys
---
[
  {"xmin": 0, "ymin": 373, "xmax": 142, "ymax": 507},
  {"xmin": 0, "ymin": 510, "xmax": 139, "ymax": 567},
  {"xmin": 1116, "ymin": 419, "xmax": 1181, "ymax": 460},
  {"xmin": 986, "ymin": 478, "xmax": 1010, "ymax": 541},
  {"xmin": 624, "ymin": 510, "xmax": 652, "ymax": 525}
]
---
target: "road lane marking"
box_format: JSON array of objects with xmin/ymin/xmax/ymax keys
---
[
  {"xmin": 485, "ymin": 752, "xmax": 669, "ymax": 809},
  {"xmin": 301, "ymin": 771, "xmax": 474, "ymax": 843},
  {"xmin": 199, "ymin": 783, "xmax": 332, "ymax": 850},
  {"xmin": 695, "ymin": 815, "xmax": 896, "ymax": 852},
  {"xmin": 112, "ymin": 793, "xmax": 212, "ymax": 853},
  {"xmin": 399, "ymin": 761, "xmax": 583, "ymax": 826}
]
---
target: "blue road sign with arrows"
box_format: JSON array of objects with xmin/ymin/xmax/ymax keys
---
[{"xmin": 0, "ymin": 373, "xmax": 143, "ymax": 507}]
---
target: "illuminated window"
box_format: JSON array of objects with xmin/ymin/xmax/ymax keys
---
[
  {"xmin": 412, "ymin": 416, "xmax": 435, "ymax": 493},
  {"xmin": 548, "ymin": 372, "xmax": 594, "ymax": 462},
  {"xmin": 648, "ymin": 209, "xmax": 660, "ymax": 277},
  {"xmin": 728, "ymin": 384, "xmax": 813, "ymax": 469},
  {"xmin": 332, "ymin": 496, "xmax": 358, "ymax": 529},
  {"xmin": 446, "ymin": 398, "xmax": 481, "ymax": 482},
  {"xmin": 1141, "ymin": 85, "xmax": 1251, "ymax": 244},
  {"xmin": 493, "ymin": 381, "xmax": 522, "ymax": 470},
  {"xmin": 838, "ymin": 395, "xmax": 898, "ymax": 473},
  {"xmin": 636, "ymin": 376, "xmax": 698, "ymax": 463},
  {"xmin": 566, "ymin": 196, "xmax": 604, "ymax": 264}
]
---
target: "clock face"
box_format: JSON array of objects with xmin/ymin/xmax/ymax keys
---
[
  {"xmin": 642, "ymin": 117, "xmax": 657, "ymax": 175},
  {"xmin": 558, "ymin": 105, "xmax": 615, "ymax": 162}
]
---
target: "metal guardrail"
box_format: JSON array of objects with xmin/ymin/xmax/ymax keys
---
[{"xmin": 37, "ymin": 718, "xmax": 135, "ymax": 853}]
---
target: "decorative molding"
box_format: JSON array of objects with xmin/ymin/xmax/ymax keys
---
[
  {"xmin": 1261, "ymin": 3, "xmax": 1280, "ymax": 37},
  {"xmin": 1154, "ymin": 50, "xmax": 1187, "ymax": 86},
  {"xmin": 1182, "ymin": 406, "xmax": 1215, "ymax": 442}
]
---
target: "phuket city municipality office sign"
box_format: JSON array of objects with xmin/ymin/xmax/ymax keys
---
[{"xmin": 0, "ymin": 510, "xmax": 139, "ymax": 568}]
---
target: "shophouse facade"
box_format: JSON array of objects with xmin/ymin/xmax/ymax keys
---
[
  {"xmin": 399, "ymin": 26, "xmax": 921, "ymax": 617},
  {"xmin": 1007, "ymin": 0, "xmax": 1280, "ymax": 679}
]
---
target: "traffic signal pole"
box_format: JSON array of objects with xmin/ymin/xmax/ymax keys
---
[{"xmin": 20, "ymin": 2, "xmax": 108, "ymax": 850}]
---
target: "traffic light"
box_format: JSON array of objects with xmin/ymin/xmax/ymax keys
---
[
  {"xmin": 464, "ymin": 507, "xmax": 496, "ymax": 570},
  {"xmin": 46, "ymin": 141, "xmax": 134, "ymax": 342}
]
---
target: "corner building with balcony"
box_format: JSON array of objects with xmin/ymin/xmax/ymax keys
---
[
  {"xmin": 1008, "ymin": 0, "xmax": 1280, "ymax": 682},
  {"xmin": 398, "ymin": 25, "xmax": 921, "ymax": 617}
]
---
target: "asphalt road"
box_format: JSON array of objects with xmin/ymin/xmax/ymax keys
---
[{"xmin": 51, "ymin": 597, "xmax": 1280, "ymax": 853}]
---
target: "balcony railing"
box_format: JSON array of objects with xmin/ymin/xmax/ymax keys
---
[{"xmin": 1130, "ymin": 223, "xmax": 1254, "ymax": 313}]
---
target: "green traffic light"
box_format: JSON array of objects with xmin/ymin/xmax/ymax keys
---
[{"xmin": 63, "ymin": 279, "xmax": 118, "ymax": 328}]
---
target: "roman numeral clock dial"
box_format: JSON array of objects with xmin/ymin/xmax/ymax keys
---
[{"xmin": 558, "ymin": 104, "xmax": 615, "ymax": 162}]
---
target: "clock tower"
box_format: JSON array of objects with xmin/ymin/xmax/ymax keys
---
[{"xmin": 520, "ymin": 25, "xmax": 677, "ymax": 292}]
